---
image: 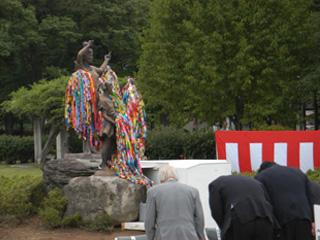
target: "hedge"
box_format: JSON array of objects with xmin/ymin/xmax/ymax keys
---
[
  {"xmin": 0, "ymin": 135, "xmax": 34, "ymax": 164},
  {"xmin": 145, "ymin": 126, "xmax": 216, "ymax": 160}
]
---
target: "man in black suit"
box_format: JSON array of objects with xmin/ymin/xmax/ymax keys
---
[
  {"xmin": 208, "ymin": 175, "xmax": 278, "ymax": 240},
  {"xmin": 255, "ymin": 161, "xmax": 315, "ymax": 240}
]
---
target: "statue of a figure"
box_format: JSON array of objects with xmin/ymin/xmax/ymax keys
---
[
  {"xmin": 98, "ymin": 81, "xmax": 117, "ymax": 172},
  {"xmin": 75, "ymin": 40, "xmax": 111, "ymax": 153},
  {"xmin": 75, "ymin": 40, "xmax": 111, "ymax": 91},
  {"xmin": 66, "ymin": 40, "xmax": 153, "ymax": 186}
]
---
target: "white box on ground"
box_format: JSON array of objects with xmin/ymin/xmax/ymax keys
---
[
  {"xmin": 315, "ymin": 204, "xmax": 320, "ymax": 239},
  {"xmin": 140, "ymin": 160, "xmax": 231, "ymax": 229}
]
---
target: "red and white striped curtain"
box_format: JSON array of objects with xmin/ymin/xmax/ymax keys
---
[{"xmin": 215, "ymin": 131, "xmax": 320, "ymax": 173}]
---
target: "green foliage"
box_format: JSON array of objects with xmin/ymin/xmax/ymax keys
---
[
  {"xmin": 138, "ymin": 0, "xmax": 313, "ymax": 129},
  {"xmin": 0, "ymin": 176, "xmax": 44, "ymax": 222},
  {"xmin": 39, "ymin": 188, "xmax": 68, "ymax": 228},
  {"xmin": 3, "ymin": 76, "xmax": 69, "ymax": 128},
  {"xmin": 306, "ymin": 168, "xmax": 320, "ymax": 183},
  {"xmin": 146, "ymin": 126, "xmax": 216, "ymax": 160},
  {"xmin": 0, "ymin": 135, "xmax": 34, "ymax": 164},
  {"xmin": 0, "ymin": 0, "xmax": 152, "ymax": 107},
  {"xmin": 39, "ymin": 207, "xmax": 62, "ymax": 228},
  {"xmin": 29, "ymin": 180, "xmax": 46, "ymax": 214},
  {"xmin": 61, "ymin": 212, "xmax": 82, "ymax": 228},
  {"xmin": 83, "ymin": 213, "xmax": 113, "ymax": 232},
  {"xmin": 252, "ymin": 124, "xmax": 292, "ymax": 131},
  {"xmin": 233, "ymin": 171, "xmax": 257, "ymax": 179},
  {"xmin": 146, "ymin": 126, "xmax": 186, "ymax": 159},
  {"xmin": 184, "ymin": 130, "xmax": 216, "ymax": 159}
]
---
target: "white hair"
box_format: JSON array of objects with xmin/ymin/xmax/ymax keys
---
[{"xmin": 158, "ymin": 166, "xmax": 178, "ymax": 182}]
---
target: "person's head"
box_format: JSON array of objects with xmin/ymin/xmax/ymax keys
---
[
  {"xmin": 128, "ymin": 78, "xmax": 136, "ymax": 85},
  {"xmin": 101, "ymin": 80, "xmax": 113, "ymax": 95},
  {"xmin": 83, "ymin": 48, "xmax": 93, "ymax": 64},
  {"xmin": 258, "ymin": 161, "xmax": 276, "ymax": 173},
  {"xmin": 222, "ymin": 121, "xmax": 227, "ymax": 128},
  {"xmin": 159, "ymin": 166, "xmax": 178, "ymax": 183}
]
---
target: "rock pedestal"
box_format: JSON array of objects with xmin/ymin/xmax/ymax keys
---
[
  {"xmin": 41, "ymin": 158, "xmax": 146, "ymax": 225},
  {"xmin": 63, "ymin": 176, "xmax": 146, "ymax": 225},
  {"xmin": 41, "ymin": 158, "xmax": 100, "ymax": 191}
]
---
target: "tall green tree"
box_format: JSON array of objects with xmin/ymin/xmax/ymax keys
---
[
  {"xmin": 138, "ymin": 0, "xmax": 313, "ymax": 129},
  {"xmin": 298, "ymin": 1, "xmax": 320, "ymax": 130}
]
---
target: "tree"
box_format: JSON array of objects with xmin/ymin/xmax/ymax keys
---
[
  {"xmin": 0, "ymin": 0, "xmax": 151, "ymax": 133},
  {"xmin": 138, "ymin": 0, "xmax": 313, "ymax": 129},
  {"xmin": 2, "ymin": 76, "xmax": 68, "ymax": 165},
  {"xmin": 0, "ymin": 0, "xmax": 81, "ymax": 133},
  {"xmin": 298, "ymin": 2, "xmax": 320, "ymax": 130}
]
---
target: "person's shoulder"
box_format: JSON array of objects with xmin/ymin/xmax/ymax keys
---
[
  {"xmin": 175, "ymin": 182, "xmax": 199, "ymax": 194},
  {"xmin": 147, "ymin": 183, "xmax": 162, "ymax": 194}
]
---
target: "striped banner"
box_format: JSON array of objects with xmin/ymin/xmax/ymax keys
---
[{"xmin": 215, "ymin": 131, "xmax": 320, "ymax": 172}]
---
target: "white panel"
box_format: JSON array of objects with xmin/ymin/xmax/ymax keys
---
[
  {"xmin": 226, "ymin": 143, "xmax": 240, "ymax": 172},
  {"xmin": 274, "ymin": 143, "xmax": 287, "ymax": 166},
  {"xmin": 300, "ymin": 142, "xmax": 314, "ymax": 172},
  {"xmin": 140, "ymin": 160, "xmax": 232, "ymax": 229},
  {"xmin": 250, "ymin": 143, "xmax": 262, "ymax": 172}
]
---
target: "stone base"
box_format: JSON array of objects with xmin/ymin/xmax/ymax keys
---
[
  {"xmin": 64, "ymin": 153, "xmax": 101, "ymax": 160},
  {"xmin": 63, "ymin": 176, "xmax": 146, "ymax": 225},
  {"xmin": 94, "ymin": 168, "xmax": 117, "ymax": 176},
  {"xmin": 41, "ymin": 158, "xmax": 100, "ymax": 191}
]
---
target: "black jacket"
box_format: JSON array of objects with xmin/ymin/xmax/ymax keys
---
[
  {"xmin": 255, "ymin": 164, "xmax": 315, "ymax": 226},
  {"xmin": 209, "ymin": 175, "xmax": 278, "ymax": 240}
]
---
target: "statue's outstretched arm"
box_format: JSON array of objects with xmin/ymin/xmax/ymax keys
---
[{"xmin": 95, "ymin": 52, "xmax": 112, "ymax": 74}]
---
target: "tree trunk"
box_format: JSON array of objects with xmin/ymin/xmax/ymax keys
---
[
  {"xmin": 302, "ymin": 104, "xmax": 306, "ymax": 130},
  {"xmin": 39, "ymin": 126, "xmax": 60, "ymax": 166},
  {"xmin": 314, "ymin": 91, "xmax": 319, "ymax": 130},
  {"xmin": 4, "ymin": 113, "xmax": 15, "ymax": 135},
  {"xmin": 235, "ymin": 96, "xmax": 244, "ymax": 130},
  {"xmin": 19, "ymin": 120, "xmax": 24, "ymax": 136}
]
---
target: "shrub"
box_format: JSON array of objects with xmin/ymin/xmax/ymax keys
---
[
  {"xmin": 184, "ymin": 131, "xmax": 216, "ymax": 159},
  {"xmin": 0, "ymin": 176, "xmax": 44, "ymax": 222},
  {"xmin": 0, "ymin": 135, "xmax": 34, "ymax": 164},
  {"xmin": 146, "ymin": 126, "xmax": 186, "ymax": 159},
  {"xmin": 39, "ymin": 207, "xmax": 62, "ymax": 228},
  {"xmin": 84, "ymin": 213, "xmax": 113, "ymax": 232},
  {"xmin": 39, "ymin": 188, "xmax": 68, "ymax": 228},
  {"xmin": 61, "ymin": 212, "xmax": 82, "ymax": 228},
  {"xmin": 252, "ymin": 124, "xmax": 292, "ymax": 131},
  {"xmin": 29, "ymin": 179, "xmax": 46, "ymax": 214},
  {"xmin": 146, "ymin": 126, "xmax": 216, "ymax": 160},
  {"xmin": 306, "ymin": 168, "xmax": 320, "ymax": 183}
]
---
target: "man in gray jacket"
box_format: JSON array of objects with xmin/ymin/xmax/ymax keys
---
[{"xmin": 145, "ymin": 166, "xmax": 204, "ymax": 240}]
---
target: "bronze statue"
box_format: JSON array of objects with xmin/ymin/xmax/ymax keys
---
[
  {"xmin": 75, "ymin": 40, "xmax": 111, "ymax": 92},
  {"xmin": 75, "ymin": 40, "xmax": 111, "ymax": 154},
  {"xmin": 98, "ymin": 81, "xmax": 117, "ymax": 171}
]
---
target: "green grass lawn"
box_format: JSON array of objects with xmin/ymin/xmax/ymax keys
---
[{"xmin": 0, "ymin": 163, "xmax": 43, "ymax": 178}]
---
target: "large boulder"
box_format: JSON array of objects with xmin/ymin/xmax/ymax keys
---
[
  {"xmin": 63, "ymin": 176, "xmax": 146, "ymax": 225},
  {"xmin": 41, "ymin": 158, "xmax": 99, "ymax": 191}
]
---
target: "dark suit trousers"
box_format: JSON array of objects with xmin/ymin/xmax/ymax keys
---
[
  {"xmin": 226, "ymin": 212, "xmax": 274, "ymax": 240},
  {"xmin": 279, "ymin": 219, "xmax": 313, "ymax": 240}
]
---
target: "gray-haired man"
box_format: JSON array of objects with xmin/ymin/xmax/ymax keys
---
[{"xmin": 145, "ymin": 166, "xmax": 204, "ymax": 240}]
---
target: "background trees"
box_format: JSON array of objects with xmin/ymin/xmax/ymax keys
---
[
  {"xmin": 138, "ymin": 0, "xmax": 317, "ymax": 129},
  {"xmin": 1, "ymin": 0, "xmax": 320, "ymax": 141},
  {"xmin": 0, "ymin": 0, "xmax": 151, "ymax": 134}
]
